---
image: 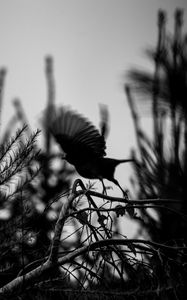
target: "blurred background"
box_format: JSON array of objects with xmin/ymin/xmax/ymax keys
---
[{"xmin": 0, "ymin": 0, "xmax": 186, "ymax": 193}]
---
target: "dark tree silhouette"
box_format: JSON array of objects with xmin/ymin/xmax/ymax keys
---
[
  {"xmin": 126, "ymin": 7, "xmax": 187, "ymax": 272},
  {"xmin": 0, "ymin": 58, "xmax": 73, "ymax": 288}
]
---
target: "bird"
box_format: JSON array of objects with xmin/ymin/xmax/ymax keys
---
[{"xmin": 47, "ymin": 106, "xmax": 133, "ymax": 196}]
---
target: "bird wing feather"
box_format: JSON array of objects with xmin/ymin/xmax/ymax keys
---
[{"xmin": 48, "ymin": 107, "xmax": 106, "ymax": 162}]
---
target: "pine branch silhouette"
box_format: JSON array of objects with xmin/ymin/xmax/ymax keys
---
[
  {"xmin": 0, "ymin": 125, "xmax": 40, "ymax": 200},
  {"xmin": 126, "ymin": 9, "xmax": 187, "ymax": 243}
]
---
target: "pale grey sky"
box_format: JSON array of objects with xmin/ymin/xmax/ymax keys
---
[{"xmin": 0, "ymin": 0, "xmax": 186, "ymax": 192}]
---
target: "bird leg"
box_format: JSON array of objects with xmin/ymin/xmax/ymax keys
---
[
  {"xmin": 100, "ymin": 178, "xmax": 108, "ymax": 195},
  {"xmin": 112, "ymin": 178, "xmax": 128, "ymax": 199}
]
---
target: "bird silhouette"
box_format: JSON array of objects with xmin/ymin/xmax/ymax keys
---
[{"xmin": 47, "ymin": 106, "xmax": 133, "ymax": 196}]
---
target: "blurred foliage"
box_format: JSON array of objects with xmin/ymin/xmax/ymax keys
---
[
  {"xmin": 127, "ymin": 8, "xmax": 187, "ymax": 243},
  {"xmin": 126, "ymin": 8, "xmax": 187, "ymax": 298},
  {"xmin": 0, "ymin": 57, "xmax": 74, "ymax": 288}
]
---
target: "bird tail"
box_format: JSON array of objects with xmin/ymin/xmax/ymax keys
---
[
  {"xmin": 117, "ymin": 159, "xmax": 134, "ymax": 164},
  {"xmin": 100, "ymin": 158, "xmax": 134, "ymax": 180}
]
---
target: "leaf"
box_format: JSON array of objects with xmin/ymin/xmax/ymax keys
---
[
  {"xmin": 125, "ymin": 204, "xmax": 135, "ymax": 218},
  {"xmin": 98, "ymin": 214, "xmax": 108, "ymax": 225},
  {"xmin": 115, "ymin": 205, "xmax": 126, "ymax": 217},
  {"xmin": 76, "ymin": 211, "xmax": 88, "ymax": 225}
]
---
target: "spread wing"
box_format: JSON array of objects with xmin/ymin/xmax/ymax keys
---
[{"xmin": 48, "ymin": 106, "xmax": 106, "ymax": 164}]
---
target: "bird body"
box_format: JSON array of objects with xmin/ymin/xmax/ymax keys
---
[
  {"xmin": 75, "ymin": 157, "xmax": 132, "ymax": 181},
  {"xmin": 47, "ymin": 106, "xmax": 133, "ymax": 195}
]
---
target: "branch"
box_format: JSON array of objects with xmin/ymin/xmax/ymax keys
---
[
  {"xmin": 0, "ymin": 236, "xmax": 186, "ymax": 298},
  {"xmin": 48, "ymin": 187, "xmax": 81, "ymax": 263},
  {"xmin": 85, "ymin": 189, "xmax": 181, "ymax": 205},
  {"xmin": 0, "ymin": 179, "xmax": 186, "ymax": 298}
]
